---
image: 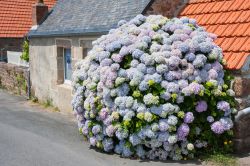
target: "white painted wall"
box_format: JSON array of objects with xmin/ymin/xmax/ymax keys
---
[{"xmin": 7, "ymin": 51, "xmax": 29, "ymax": 67}]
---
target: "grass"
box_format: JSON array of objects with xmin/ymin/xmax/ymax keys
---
[
  {"xmin": 43, "ymin": 99, "xmax": 53, "ymax": 108},
  {"xmin": 29, "ymin": 96, "xmax": 61, "ymax": 113},
  {"xmin": 203, "ymin": 153, "xmax": 239, "ymax": 166}
]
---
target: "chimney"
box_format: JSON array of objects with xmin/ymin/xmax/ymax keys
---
[{"xmin": 32, "ymin": 0, "xmax": 48, "ymax": 26}]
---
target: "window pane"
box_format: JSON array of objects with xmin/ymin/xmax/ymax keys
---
[{"xmin": 64, "ymin": 48, "xmax": 72, "ymax": 81}]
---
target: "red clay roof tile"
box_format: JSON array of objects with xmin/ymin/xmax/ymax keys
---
[
  {"xmin": 0, "ymin": 0, "xmax": 56, "ymax": 38},
  {"xmin": 219, "ymin": 0, "xmax": 233, "ymax": 12},
  {"xmin": 179, "ymin": 0, "xmax": 250, "ymax": 70}
]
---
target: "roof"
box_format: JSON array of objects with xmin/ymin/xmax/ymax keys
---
[
  {"xmin": 0, "ymin": 0, "xmax": 56, "ymax": 38},
  {"xmin": 179, "ymin": 0, "xmax": 250, "ymax": 70},
  {"xmin": 28, "ymin": 0, "xmax": 152, "ymax": 37}
]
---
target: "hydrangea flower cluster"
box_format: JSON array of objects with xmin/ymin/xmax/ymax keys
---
[{"xmin": 72, "ymin": 15, "xmax": 236, "ymax": 160}]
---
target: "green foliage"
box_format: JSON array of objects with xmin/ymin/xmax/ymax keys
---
[
  {"xmin": 120, "ymin": 54, "xmax": 132, "ymax": 69},
  {"xmin": 20, "ymin": 40, "xmax": 29, "ymax": 62},
  {"xmin": 15, "ymin": 74, "xmax": 27, "ymax": 95}
]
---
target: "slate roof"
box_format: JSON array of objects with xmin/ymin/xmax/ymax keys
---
[
  {"xmin": 179, "ymin": 0, "xmax": 250, "ymax": 70},
  {"xmin": 29, "ymin": 0, "xmax": 152, "ymax": 37},
  {"xmin": 0, "ymin": 0, "xmax": 56, "ymax": 38}
]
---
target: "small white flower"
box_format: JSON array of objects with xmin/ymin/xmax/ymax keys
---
[{"xmin": 187, "ymin": 143, "xmax": 194, "ymax": 151}]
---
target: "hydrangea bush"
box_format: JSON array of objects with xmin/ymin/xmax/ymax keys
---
[{"xmin": 72, "ymin": 15, "xmax": 236, "ymax": 160}]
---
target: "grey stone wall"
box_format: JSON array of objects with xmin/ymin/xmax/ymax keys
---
[
  {"xmin": 29, "ymin": 36, "xmax": 99, "ymax": 113},
  {"xmin": 0, "ymin": 62, "xmax": 29, "ymax": 96}
]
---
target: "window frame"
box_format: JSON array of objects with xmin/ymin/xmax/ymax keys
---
[
  {"xmin": 79, "ymin": 38, "xmax": 95, "ymax": 59},
  {"xmin": 63, "ymin": 48, "xmax": 72, "ymax": 85}
]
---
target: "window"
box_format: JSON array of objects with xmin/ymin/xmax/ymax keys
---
[{"xmin": 63, "ymin": 48, "xmax": 72, "ymax": 84}]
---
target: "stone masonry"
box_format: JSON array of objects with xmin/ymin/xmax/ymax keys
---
[
  {"xmin": 232, "ymin": 66, "xmax": 250, "ymax": 153},
  {"xmin": 233, "ymin": 77, "xmax": 250, "ymax": 110},
  {"xmin": 145, "ymin": 0, "xmax": 187, "ymax": 18},
  {"xmin": 0, "ymin": 62, "xmax": 29, "ymax": 97},
  {"xmin": 234, "ymin": 108, "xmax": 250, "ymax": 153}
]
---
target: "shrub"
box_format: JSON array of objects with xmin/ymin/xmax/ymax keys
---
[
  {"xmin": 71, "ymin": 15, "xmax": 236, "ymax": 160},
  {"xmin": 20, "ymin": 40, "xmax": 29, "ymax": 62}
]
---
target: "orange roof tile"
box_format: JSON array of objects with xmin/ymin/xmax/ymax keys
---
[
  {"xmin": 179, "ymin": 0, "xmax": 250, "ymax": 70},
  {"xmin": 0, "ymin": 0, "xmax": 56, "ymax": 38}
]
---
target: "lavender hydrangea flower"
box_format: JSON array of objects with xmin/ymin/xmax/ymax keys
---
[
  {"xmin": 184, "ymin": 112, "xmax": 194, "ymax": 123},
  {"xmin": 106, "ymin": 125, "xmax": 116, "ymax": 137},
  {"xmin": 90, "ymin": 137, "xmax": 97, "ymax": 146},
  {"xmin": 99, "ymin": 108, "xmax": 109, "ymax": 120},
  {"xmin": 207, "ymin": 116, "xmax": 214, "ymax": 123},
  {"xmin": 92, "ymin": 125, "xmax": 102, "ymax": 135},
  {"xmin": 219, "ymin": 117, "xmax": 233, "ymax": 131},
  {"xmin": 211, "ymin": 121, "xmax": 225, "ymax": 134},
  {"xmin": 177, "ymin": 123, "xmax": 190, "ymax": 140},
  {"xmin": 195, "ymin": 101, "xmax": 208, "ymax": 112},
  {"xmin": 159, "ymin": 119, "xmax": 169, "ymax": 132},
  {"xmin": 217, "ymin": 101, "xmax": 230, "ymax": 112},
  {"xmin": 103, "ymin": 138, "xmax": 114, "ymax": 152}
]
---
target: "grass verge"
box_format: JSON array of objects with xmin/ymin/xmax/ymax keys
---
[{"xmin": 203, "ymin": 153, "xmax": 239, "ymax": 166}]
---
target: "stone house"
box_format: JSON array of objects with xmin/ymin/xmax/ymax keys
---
[
  {"xmin": 28, "ymin": 0, "xmax": 250, "ymax": 151},
  {"xmin": 0, "ymin": 0, "xmax": 56, "ymax": 63},
  {"xmin": 28, "ymin": 0, "xmax": 193, "ymax": 113},
  {"xmin": 28, "ymin": 0, "xmax": 153, "ymax": 112}
]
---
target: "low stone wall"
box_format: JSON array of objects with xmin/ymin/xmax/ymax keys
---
[
  {"xmin": 233, "ymin": 77, "xmax": 250, "ymax": 110},
  {"xmin": 231, "ymin": 71, "xmax": 250, "ymax": 153},
  {"xmin": 0, "ymin": 62, "xmax": 29, "ymax": 97},
  {"xmin": 234, "ymin": 108, "xmax": 250, "ymax": 153}
]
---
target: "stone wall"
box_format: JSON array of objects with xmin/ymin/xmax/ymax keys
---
[
  {"xmin": 233, "ymin": 76, "xmax": 250, "ymax": 110},
  {"xmin": 231, "ymin": 60, "xmax": 250, "ymax": 153},
  {"xmin": 0, "ymin": 62, "xmax": 29, "ymax": 97},
  {"xmin": 234, "ymin": 108, "xmax": 250, "ymax": 153},
  {"xmin": 29, "ymin": 36, "xmax": 100, "ymax": 113},
  {"xmin": 145, "ymin": 0, "xmax": 187, "ymax": 17}
]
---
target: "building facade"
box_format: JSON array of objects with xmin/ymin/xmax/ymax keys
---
[
  {"xmin": 28, "ymin": 0, "xmax": 192, "ymax": 113},
  {"xmin": 29, "ymin": 36, "xmax": 98, "ymax": 112}
]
